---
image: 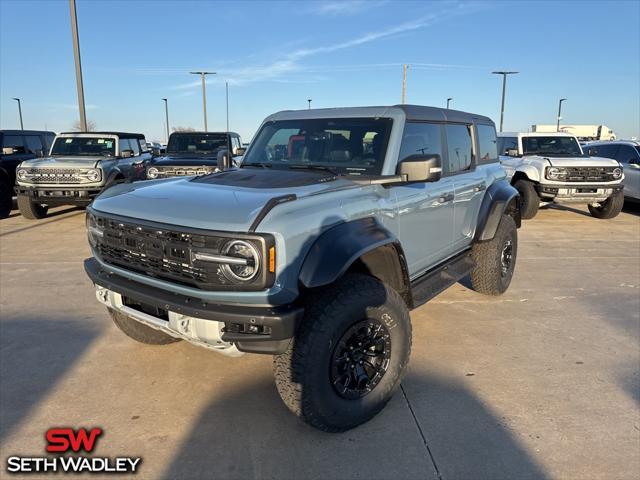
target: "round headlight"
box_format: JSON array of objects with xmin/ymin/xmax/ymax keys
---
[
  {"xmin": 547, "ymin": 167, "xmax": 565, "ymax": 180},
  {"xmin": 612, "ymin": 167, "xmax": 622, "ymax": 179},
  {"xmin": 17, "ymin": 169, "xmax": 28, "ymax": 180},
  {"xmin": 221, "ymin": 240, "xmax": 260, "ymax": 282},
  {"xmin": 87, "ymin": 169, "xmax": 101, "ymax": 182},
  {"xmin": 147, "ymin": 167, "xmax": 159, "ymax": 179}
]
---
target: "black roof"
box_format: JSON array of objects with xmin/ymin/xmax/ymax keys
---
[
  {"xmin": 59, "ymin": 131, "xmax": 146, "ymax": 139},
  {"xmin": 1, "ymin": 129, "xmax": 56, "ymax": 135},
  {"xmin": 396, "ymin": 105, "xmax": 494, "ymax": 125}
]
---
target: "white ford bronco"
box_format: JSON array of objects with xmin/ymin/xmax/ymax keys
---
[{"xmin": 498, "ymin": 132, "xmax": 624, "ymax": 219}]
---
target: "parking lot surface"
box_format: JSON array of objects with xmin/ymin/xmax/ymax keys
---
[{"xmin": 1, "ymin": 203, "xmax": 639, "ymax": 480}]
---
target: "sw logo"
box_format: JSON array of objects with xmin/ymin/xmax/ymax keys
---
[{"xmin": 5, "ymin": 427, "xmax": 141, "ymax": 474}]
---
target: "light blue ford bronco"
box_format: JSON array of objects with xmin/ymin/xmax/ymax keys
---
[{"xmin": 84, "ymin": 105, "xmax": 521, "ymax": 432}]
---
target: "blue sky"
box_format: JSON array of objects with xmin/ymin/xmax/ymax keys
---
[{"xmin": 1, "ymin": 0, "xmax": 639, "ymax": 142}]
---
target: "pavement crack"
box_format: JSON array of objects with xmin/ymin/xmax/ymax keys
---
[{"xmin": 400, "ymin": 383, "xmax": 443, "ymax": 480}]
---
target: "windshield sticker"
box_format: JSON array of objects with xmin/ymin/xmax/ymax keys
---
[
  {"xmin": 97, "ymin": 139, "xmax": 105, "ymax": 144},
  {"xmin": 105, "ymin": 141, "xmax": 113, "ymax": 148},
  {"xmin": 65, "ymin": 139, "xmax": 73, "ymax": 143}
]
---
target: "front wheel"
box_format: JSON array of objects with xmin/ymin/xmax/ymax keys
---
[
  {"xmin": 17, "ymin": 194, "xmax": 48, "ymax": 219},
  {"xmin": 588, "ymin": 190, "xmax": 624, "ymax": 219},
  {"xmin": 274, "ymin": 274, "xmax": 412, "ymax": 432},
  {"xmin": 514, "ymin": 179, "xmax": 539, "ymax": 219},
  {"xmin": 470, "ymin": 214, "xmax": 518, "ymax": 295}
]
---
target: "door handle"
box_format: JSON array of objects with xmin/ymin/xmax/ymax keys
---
[
  {"xmin": 473, "ymin": 183, "xmax": 486, "ymax": 192},
  {"xmin": 437, "ymin": 193, "xmax": 455, "ymax": 203}
]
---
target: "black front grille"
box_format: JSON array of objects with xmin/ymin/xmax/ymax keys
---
[{"xmin": 562, "ymin": 166, "xmax": 618, "ymax": 182}]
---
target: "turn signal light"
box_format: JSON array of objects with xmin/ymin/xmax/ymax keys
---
[{"xmin": 269, "ymin": 246, "xmax": 275, "ymax": 273}]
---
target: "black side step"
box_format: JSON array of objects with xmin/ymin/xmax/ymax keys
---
[{"xmin": 410, "ymin": 250, "xmax": 476, "ymax": 309}]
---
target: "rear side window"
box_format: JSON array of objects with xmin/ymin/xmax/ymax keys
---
[
  {"xmin": 614, "ymin": 145, "xmax": 639, "ymax": 164},
  {"xmin": 128, "ymin": 138, "xmax": 141, "ymax": 156},
  {"xmin": 119, "ymin": 138, "xmax": 131, "ymax": 153},
  {"xmin": 497, "ymin": 137, "xmax": 518, "ymax": 155},
  {"xmin": 2, "ymin": 134, "xmax": 24, "ymax": 149},
  {"xmin": 24, "ymin": 135, "xmax": 44, "ymax": 154},
  {"xmin": 398, "ymin": 123, "xmax": 443, "ymax": 162},
  {"xmin": 588, "ymin": 144, "xmax": 618, "ymax": 158},
  {"xmin": 476, "ymin": 124, "xmax": 498, "ymax": 164},
  {"xmin": 445, "ymin": 124, "xmax": 473, "ymax": 173}
]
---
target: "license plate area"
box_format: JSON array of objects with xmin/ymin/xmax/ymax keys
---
[
  {"xmin": 121, "ymin": 296, "xmax": 169, "ymax": 321},
  {"xmin": 577, "ymin": 188, "xmax": 598, "ymax": 194}
]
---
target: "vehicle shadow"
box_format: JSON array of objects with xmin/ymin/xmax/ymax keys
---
[
  {"xmin": 0, "ymin": 319, "xmax": 102, "ymax": 443},
  {"xmin": 0, "ymin": 207, "xmax": 83, "ymax": 237},
  {"xmin": 161, "ymin": 371, "xmax": 548, "ymax": 480},
  {"xmin": 539, "ymin": 203, "xmax": 593, "ymax": 217},
  {"xmin": 623, "ymin": 201, "xmax": 640, "ymax": 216}
]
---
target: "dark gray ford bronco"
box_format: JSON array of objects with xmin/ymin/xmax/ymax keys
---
[{"xmin": 84, "ymin": 105, "xmax": 520, "ymax": 431}]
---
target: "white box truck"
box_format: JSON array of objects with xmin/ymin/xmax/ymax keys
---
[{"xmin": 531, "ymin": 125, "xmax": 616, "ymax": 141}]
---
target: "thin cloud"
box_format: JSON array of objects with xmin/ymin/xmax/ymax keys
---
[{"xmin": 311, "ymin": 0, "xmax": 387, "ymax": 16}]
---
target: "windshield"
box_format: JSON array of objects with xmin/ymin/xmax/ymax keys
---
[
  {"xmin": 167, "ymin": 133, "xmax": 228, "ymax": 154},
  {"xmin": 522, "ymin": 136, "xmax": 583, "ymax": 157},
  {"xmin": 50, "ymin": 137, "xmax": 116, "ymax": 156},
  {"xmin": 242, "ymin": 118, "xmax": 393, "ymax": 176}
]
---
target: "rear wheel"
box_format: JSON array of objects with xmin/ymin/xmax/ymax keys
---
[
  {"xmin": 17, "ymin": 194, "xmax": 48, "ymax": 219},
  {"xmin": 470, "ymin": 214, "xmax": 518, "ymax": 295},
  {"xmin": 588, "ymin": 190, "xmax": 624, "ymax": 219},
  {"xmin": 274, "ymin": 274, "xmax": 411, "ymax": 432},
  {"xmin": 514, "ymin": 179, "xmax": 539, "ymax": 219},
  {"xmin": 108, "ymin": 309, "xmax": 180, "ymax": 345},
  {"xmin": 0, "ymin": 179, "xmax": 12, "ymax": 218}
]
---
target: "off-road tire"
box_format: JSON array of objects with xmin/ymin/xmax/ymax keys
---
[
  {"xmin": 274, "ymin": 274, "xmax": 412, "ymax": 432},
  {"xmin": 588, "ymin": 190, "xmax": 624, "ymax": 219},
  {"xmin": 470, "ymin": 214, "xmax": 518, "ymax": 295},
  {"xmin": 514, "ymin": 179, "xmax": 539, "ymax": 219},
  {"xmin": 108, "ymin": 308, "xmax": 180, "ymax": 345},
  {"xmin": 0, "ymin": 179, "xmax": 12, "ymax": 218},
  {"xmin": 17, "ymin": 194, "xmax": 48, "ymax": 219}
]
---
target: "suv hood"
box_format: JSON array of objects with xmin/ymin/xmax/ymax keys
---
[
  {"xmin": 19, "ymin": 156, "xmax": 103, "ymax": 168},
  {"xmin": 523, "ymin": 155, "xmax": 620, "ymax": 167},
  {"xmin": 91, "ymin": 168, "xmax": 359, "ymax": 231}
]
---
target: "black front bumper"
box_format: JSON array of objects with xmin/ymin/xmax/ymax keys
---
[
  {"xmin": 16, "ymin": 186, "xmax": 101, "ymax": 206},
  {"xmin": 84, "ymin": 258, "xmax": 303, "ymax": 354}
]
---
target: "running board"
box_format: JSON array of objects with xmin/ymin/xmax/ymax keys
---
[{"xmin": 410, "ymin": 250, "xmax": 476, "ymax": 308}]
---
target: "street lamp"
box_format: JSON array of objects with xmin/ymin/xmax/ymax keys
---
[
  {"xmin": 557, "ymin": 98, "xmax": 567, "ymax": 132},
  {"xmin": 162, "ymin": 98, "xmax": 169, "ymax": 143},
  {"xmin": 492, "ymin": 71, "xmax": 518, "ymax": 132},
  {"xmin": 69, "ymin": 0, "xmax": 87, "ymax": 132},
  {"xmin": 12, "ymin": 98, "xmax": 23, "ymax": 130},
  {"xmin": 401, "ymin": 64, "xmax": 409, "ymax": 104},
  {"xmin": 446, "ymin": 97, "xmax": 453, "ymax": 109},
  {"xmin": 307, "ymin": 98, "xmax": 312, "ymax": 110},
  {"xmin": 189, "ymin": 71, "xmax": 216, "ymax": 131}
]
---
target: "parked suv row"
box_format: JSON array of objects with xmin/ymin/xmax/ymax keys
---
[{"xmin": 584, "ymin": 140, "xmax": 640, "ymax": 202}]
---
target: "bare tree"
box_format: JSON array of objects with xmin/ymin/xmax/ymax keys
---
[
  {"xmin": 172, "ymin": 126, "xmax": 196, "ymax": 132},
  {"xmin": 70, "ymin": 119, "xmax": 97, "ymax": 131}
]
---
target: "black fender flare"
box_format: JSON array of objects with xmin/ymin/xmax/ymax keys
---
[
  {"xmin": 299, "ymin": 217, "xmax": 405, "ymax": 289},
  {"xmin": 474, "ymin": 179, "xmax": 521, "ymax": 242},
  {"xmin": 105, "ymin": 168, "xmax": 126, "ymax": 188}
]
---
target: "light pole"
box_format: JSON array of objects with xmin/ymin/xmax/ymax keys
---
[
  {"xmin": 12, "ymin": 98, "xmax": 23, "ymax": 130},
  {"xmin": 401, "ymin": 64, "xmax": 409, "ymax": 104},
  {"xmin": 492, "ymin": 71, "xmax": 518, "ymax": 132},
  {"xmin": 69, "ymin": 0, "xmax": 87, "ymax": 132},
  {"xmin": 556, "ymin": 98, "xmax": 567, "ymax": 132},
  {"xmin": 307, "ymin": 98, "xmax": 312, "ymax": 110},
  {"xmin": 226, "ymin": 82, "xmax": 229, "ymax": 132},
  {"xmin": 190, "ymin": 71, "xmax": 216, "ymax": 131},
  {"xmin": 162, "ymin": 98, "xmax": 169, "ymax": 143},
  {"xmin": 446, "ymin": 97, "xmax": 453, "ymax": 109}
]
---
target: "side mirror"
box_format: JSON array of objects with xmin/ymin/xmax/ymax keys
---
[
  {"xmin": 234, "ymin": 147, "xmax": 246, "ymax": 156},
  {"xmin": 217, "ymin": 149, "xmax": 231, "ymax": 170},
  {"xmin": 506, "ymin": 148, "xmax": 519, "ymax": 157},
  {"xmin": 121, "ymin": 150, "xmax": 134, "ymax": 158},
  {"xmin": 397, "ymin": 154, "xmax": 442, "ymax": 182}
]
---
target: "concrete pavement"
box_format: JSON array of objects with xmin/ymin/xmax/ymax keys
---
[{"xmin": 1, "ymin": 203, "xmax": 638, "ymax": 479}]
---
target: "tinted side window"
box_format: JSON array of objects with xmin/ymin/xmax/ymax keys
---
[
  {"xmin": 614, "ymin": 145, "xmax": 637, "ymax": 164},
  {"xmin": 24, "ymin": 135, "xmax": 44, "ymax": 154},
  {"xmin": 445, "ymin": 124, "xmax": 473, "ymax": 173},
  {"xmin": 398, "ymin": 123, "xmax": 443, "ymax": 162},
  {"xmin": 497, "ymin": 137, "xmax": 518, "ymax": 155},
  {"xmin": 589, "ymin": 144, "xmax": 618, "ymax": 158},
  {"xmin": 477, "ymin": 124, "xmax": 498, "ymax": 164},
  {"xmin": 119, "ymin": 138, "xmax": 131, "ymax": 153},
  {"xmin": 2, "ymin": 134, "xmax": 25, "ymax": 149},
  {"xmin": 129, "ymin": 138, "xmax": 141, "ymax": 156}
]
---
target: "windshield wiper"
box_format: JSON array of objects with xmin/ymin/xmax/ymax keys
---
[
  {"xmin": 242, "ymin": 162, "xmax": 272, "ymax": 169},
  {"xmin": 288, "ymin": 164, "xmax": 340, "ymax": 175}
]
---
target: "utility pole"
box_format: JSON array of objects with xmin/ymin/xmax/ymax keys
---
[
  {"xmin": 556, "ymin": 98, "xmax": 567, "ymax": 132},
  {"xmin": 12, "ymin": 98, "xmax": 23, "ymax": 130},
  {"xmin": 190, "ymin": 71, "xmax": 215, "ymax": 131},
  {"xmin": 226, "ymin": 81, "xmax": 229, "ymax": 132},
  {"xmin": 446, "ymin": 97, "xmax": 453, "ymax": 109},
  {"xmin": 401, "ymin": 64, "xmax": 409, "ymax": 104},
  {"xmin": 69, "ymin": 0, "xmax": 87, "ymax": 132},
  {"xmin": 492, "ymin": 71, "xmax": 518, "ymax": 132},
  {"xmin": 307, "ymin": 98, "xmax": 312, "ymax": 110},
  {"xmin": 162, "ymin": 98, "xmax": 169, "ymax": 143}
]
